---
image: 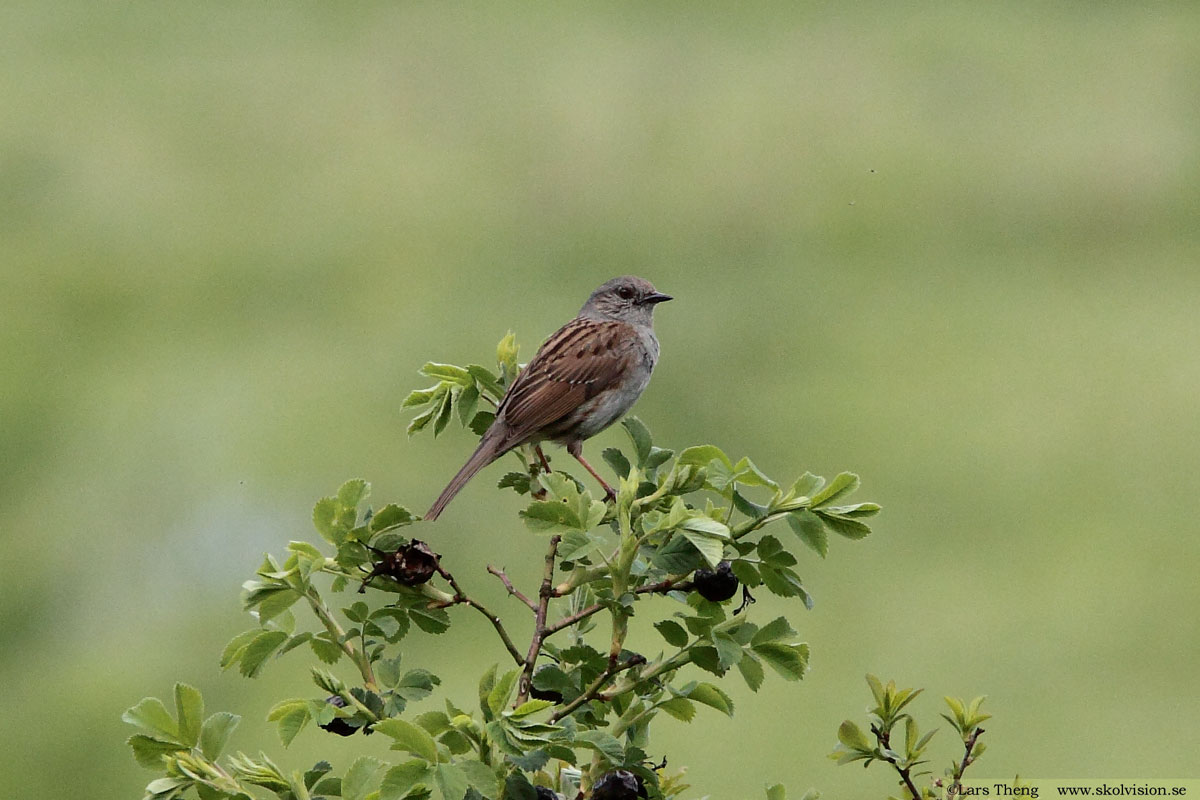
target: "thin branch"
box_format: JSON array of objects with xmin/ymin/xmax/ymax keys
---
[
  {"xmin": 435, "ymin": 565, "xmax": 524, "ymax": 666},
  {"xmin": 487, "ymin": 565, "xmax": 536, "ymax": 611},
  {"xmin": 516, "ymin": 536, "xmax": 561, "ymax": 704},
  {"xmin": 542, "ymin": 577, "xmax": 687, "ymax": 637},
  {"xmin": 304, "ymin": 588, "xmax": 377, "ymax": 691},
  {"xmin": 872, "ymin": 724, "xmax": 922, "ymax": 800},
  {"xmin": 948, "ymin": 727, "xmax": 985, "ymax": 793},
  {"xmin": 548, "ymin": 654, "xmax": 646, "ymax": 723}
]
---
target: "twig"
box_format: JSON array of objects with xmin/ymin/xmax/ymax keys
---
[
  {"xmin": 872, "ymin": 724, "xmax": 922, "ymax": 800},
  {"xmin": 435, "ymin": 565, "xmax": 524, "ymax": 666},
  {"xmin": 947, "ymin": 727, "xmax": 985, "ymax": 795},
  {"xmin": 516, "ymin": 536, "xmax": 561, "ymax": 704},
  {"xmin": 542, "ymin": 577, "xmax": 687, "ymax": 637},
  {"xmin": 548, "ymin": 654, "xmax": 646, "ymax": 723},
  {"xmin": 487, "ymin": 565, "xmax": 537, "ymax": 611},
  {"xmin": 305, "ymin": 587, "xmax": 377, "ymax": 691}
]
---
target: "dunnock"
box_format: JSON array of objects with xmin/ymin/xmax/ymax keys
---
[{"xmin": 424, "ymin": 275, "xmax": 671, "ymax": 521}]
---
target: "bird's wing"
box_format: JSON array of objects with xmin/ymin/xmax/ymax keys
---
[{"xmin": 495, "ymin": 317, "xmax": 638, "ymax": 446}]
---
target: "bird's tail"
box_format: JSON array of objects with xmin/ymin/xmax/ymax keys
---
[{"xmin": 424, "ymin": 435, "xmax": 504, "ymax": 521}]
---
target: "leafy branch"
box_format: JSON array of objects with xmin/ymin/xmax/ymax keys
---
[
  {"xmin": 832, "ymin": 675, "xmax": 991, "ymax": 800},
  {"xmin": 126, "ymin": 334, "xmax": 881, "ymax": 800}
]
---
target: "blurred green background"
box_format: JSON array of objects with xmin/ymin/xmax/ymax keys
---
[{"xmin": 4, "ymin": 2, "xmax": 1199, "ymax": 797}]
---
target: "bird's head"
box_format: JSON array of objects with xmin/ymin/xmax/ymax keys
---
[{"xmin": 580, "ymin": 276, "xmax": 672, "ymax": 325}]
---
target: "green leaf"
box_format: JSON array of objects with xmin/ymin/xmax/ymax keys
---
[
  {"xmin": 478, "ymin": 664, "xmax": 498, "ymax": 721},
  {"xmin": 309, "ymin": 633, "xmax": 345, "ymax": 665},
  {"xmin": 457, "ymin": 383, "xmax": 480, "ymax": 427},
  {"xmin": 657, "ymin": 697, "xmax": 696, "ymax": 722},
  {"xmin": 837, "ymin": 719, "xmax": 872, "ymax": 751},
  {"xmin": 380, "ymin": 760, "xmax": 435, "ymax": 800},
  {"xmin": 815, "ymin": 510, "xmax": 872, "ymax": 540},
  {"xmin": 220, "ymin": 629, "xmax": 260, "ymax": 670},
  {"xmin": 410, "ymin": 606, "xmax": 452, "ymax": 635},
  {"xmin": 407, "ymin": 402, "xmax": 440, "ymax": 436},
  {"xmin": 487, "ymin": 669, "xmax": 519, "ymax": 717},
  {"xmin": 458, "ymin": 759, "xmax": 499, "ymax": 798},
  {"xmin": 511, "ymin": 699, "xmax": 555, "ymax": 717},
  {"xmin": 396, "ymin": 669, "xmax": 441, "ymax": 702},
  {"xmin": 496, "ymin": 332, "xmax": 519, "ymax": 381},
  {"xmin": 123, "ymin": 697, "xmax": 179, "ymax": 742},
  {"xmin": 421, "ymin": 362, "xmax": 473, "ymax": 384},
  {"xmin": 866, "ymin": 674, "xmax": 886, "ymax": 709},
  {"xmin": 402, "ymin": 385, "xmax": 440, "ymax": 409},
  {"xmin": 622, "ymin": 417, "xmax": 653, "ymax": 466},
  {"xmin": 467, "ymin": 364, "xmax": 505, "ymax": 399},
  {"xmin": 676, "ymin": 445, "xmax": 733, "ymax": 469},
  {"xmin": 753, "ymin": 642, "xmax": 810, "ymax": 681},
  {"xmin": 343, "ymin": 756, "xmax": 386, "ymax": 800},
  {"xmin": 766, "ymin": 783, "xmax": 786, "ymax": 800},
  {"xmin": 737, "ymin": 652, "xmax": 765, "ymax": 692},
  {"xmin": 432, "ymin": 385, "xmax": 455, "ymax": 437},
  {"xmin": 126, "ymin": 734, "xmax": 186, "ymax": 768},
  {"xmin": 338, "ymin": 478, "xmax": 370, "ymax": 509},
  {"xmin": 199, "ymin": 712, "xmax": 240, "ymax": 760},
  {"xmin": 504, "ymin": 773, "xmax": 538, "ymax": 800},
  {"xmin": 574, "ymin": 729, "xmax": 624, "ymax": 766},
  {"xmin": 654, "ymin": 620, "xmax": 689, "ymax": 648},
  {"xmin": 711, "ymin": 631, "xmax": 743, "ymax": 669},
  {"xmin": 371, "ymin": 503, "xmax": 417, "ymax": 532},
  {"xmin": 760, "ymin": 563, "xmax": 809, "ymax": 602},
  {"xmin": 436, "ymin": 763, "xmax": 470, "ymax": 800},
  {"xmin": 469, "ymin": 410, "xmax": 495, "ymax": 436},
  {"xmin": 686, "ymin": 682, "xmax": 734, "ymax": 716},
  {"xmin": 652, "ymin": 534, "xmax": 706, "ymax": 574},
  {"xmin": 731, "ymin": 456, "xmax": 778, "ymax": 489},
  {"xmin": 787, "ymin": 510, "xmax": 828, "ymax": 557},
  {"xmin": 498, "ymin": 472, "xmax": 532, "ymax": 495},
  {"xmin": 788, "ymin": 472, "xmax": 824, "ymax": 502},
  {"xmin": 313, "ymin": 496, "xmax": 339, "ymax": 543},
  {"xmin": 751, "ymin": 616, "xmax": 798, "ymax": 646},
  {"xmin": 520, "ymin": 473, "xmax": 605, "ymax": 533},
  {"xmin": 677, "ymin": 516, "xmax": 729, "ymax": 568},
  {"xmin": 375, "ymin": 718, "xmax": 439, "ymax": 762},
  {"xmin": 809, "ymin": 472, "xmax": 859, "ymax": 508},
  {"xmin": 266, "ymin": 699, "xmax": 310, "ymax": 747},
  {"xmin": 602, "ymin": 447, "xmax": 631, "ymax": 480}
]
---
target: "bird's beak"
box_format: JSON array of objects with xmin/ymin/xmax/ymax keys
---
[{"xmin": 644, "ymin": 292, "xmax": 673, "ymax": 305}]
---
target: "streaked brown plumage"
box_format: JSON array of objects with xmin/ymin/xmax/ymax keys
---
[{"xmin": 424, "ymin": 276, "xmax": 671, "ymax": 521}]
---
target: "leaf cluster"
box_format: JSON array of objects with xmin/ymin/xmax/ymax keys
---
[
  {"xmin": 126, "ymin": 334, "xmax": 882, "ymax": 800},
  {"xmin": 831, "ymin": 676, "xmax": 990, "ymax": 800}
]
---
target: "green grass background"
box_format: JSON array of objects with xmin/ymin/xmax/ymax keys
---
[{"xmin": 3, "ymin": 3, "xmax": 1198, "ymax": 797}]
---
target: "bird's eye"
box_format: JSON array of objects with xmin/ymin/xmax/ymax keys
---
[{"xmin": 616, "ymin": 286, "xmax": 635, "ymax": 300}]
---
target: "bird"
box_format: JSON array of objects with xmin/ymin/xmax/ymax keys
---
[{"xmin": 424, "ymin": 275, "xmax": 672, "ymax": 521}]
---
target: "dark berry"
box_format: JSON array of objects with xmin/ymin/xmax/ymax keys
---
[
  {"xmin": 536, "ymin": 788, "xmax": 558, "ymax": 800},
  {"xmin": 591, "ymin": 769, "xmax": 645, "ymax": 800},
  {"xmin": 318, "ymin": 695, "xmax": 357, "ymax": 737},
  {"xmin": 692, "ymin": 560, "xmax": 739, "ymax": 602},
  {"xmin": 360, "ymin": 539, "xmax": 440, "ymax": 592}
]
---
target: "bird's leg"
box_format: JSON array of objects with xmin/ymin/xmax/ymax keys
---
[
  {"xmin": 567, "ymin": 440, "xmax": 617, "ymax": 503},
  {"xmin": 534, "ymin": 445, "xmax": 552, "ymax": 474}
]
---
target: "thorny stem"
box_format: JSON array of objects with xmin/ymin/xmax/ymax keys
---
[
  {"xmin": 434, "ymin": 565, "xmax": 524, "ymax": 666},
  {"xmin": 542, "ymin": 577, "xmax": 687, "ymax": 637},
  {"xmin": 515, "ymin": 535, "xmax": 561, "ymax": 705},
  {"xmin": 548, "ymin": 654, "xmax": 647, "ymax": 723},
  {"xmin": 487, "ymin": 565, "xmax": 537, "ymax": 611},
  {"xmin": 872, "ymin": 724, "xmax": 922, "ymax": 800}
]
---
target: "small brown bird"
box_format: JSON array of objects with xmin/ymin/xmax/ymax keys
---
[{"xmin": 424, "ymin": 276, "xmax": 671, "ymax": 521}]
